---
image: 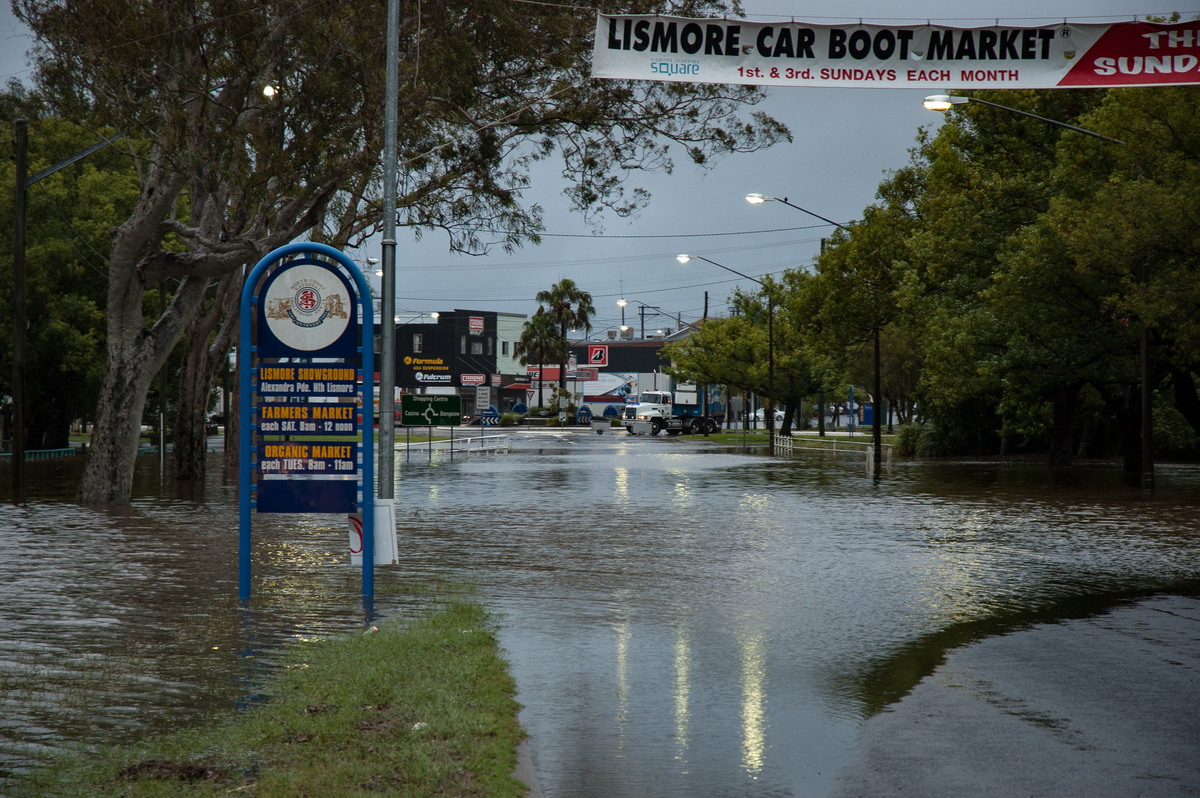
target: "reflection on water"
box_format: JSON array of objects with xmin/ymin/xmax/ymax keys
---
[
  {"xmin": 739, "ymin": 628, "xmax": 767, "ymax": 778},
  {"xmin": 2, "ymin": 437, "xmax": 1200, "ymax": 796},
  {"xmin": 0, "ymin": 456, "xmax": 425, "ymax": 785},
  {"xmin": 391, "ymin": 435, "xmax": 1200, "ymax": 797}
]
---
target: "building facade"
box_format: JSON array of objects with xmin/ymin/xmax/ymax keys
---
[{"xmin": 393, "ymin": 309, "xmax": 529, "ymax": 417}]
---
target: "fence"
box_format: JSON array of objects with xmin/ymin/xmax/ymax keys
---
[
  {"xmin": 0, "ymin": 447, "xmax": 82, "ymax": 461},
  {"xmin": 401, "ymin": 433, "xmax": 511, "ymax": 462},
  {"xmin": 774, "ymin": 435, "xmax": 892, "ymax": 473}
]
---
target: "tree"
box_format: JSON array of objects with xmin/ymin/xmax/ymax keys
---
[
  {"xmin": 514, "ymin": 309, "xmax": 565, "ymax": 408},
  {"xmin": 663, "ymin": 314, "xmax": 759, "ymax": 393},
  {"xmin": 866, "ymin": 89, "xmax": 1114, "ymax": 459},
  {"xmin": 535, "ymin": 278, "xmax": 595, "ymax": 393},
  {"xmin": 172, "ymin": 270, "xmax": 242, "ymax": 479},
  {"xmin": 16, "ymin": 0, "xmax": 788, "ymax": 504},
  {"xmin": 0, "ymin": 111, "xmax": 135, "ymax": 449}
]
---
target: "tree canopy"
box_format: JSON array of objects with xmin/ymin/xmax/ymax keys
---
[
  {"xmin": 663, "ymin": 85, "xmax": 1200, "ymax": 470},
  {"xmin": 13, "ymin": 0, "xmax": 788, "ymax": 503}
]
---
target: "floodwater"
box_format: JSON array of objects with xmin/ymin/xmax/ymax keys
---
[{"xmin": 2, "ymin": 432, "xmax": 1200, "ymax": 796}]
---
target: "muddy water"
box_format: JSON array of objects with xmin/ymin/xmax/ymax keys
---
[{"xmin": 2, "ymin": 433, "xmax": 1199, "ymax": 796}]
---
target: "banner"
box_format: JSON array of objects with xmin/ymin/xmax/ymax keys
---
[{"xmin": 592, "ymin": 15, "xmax": 1200, "ymax": 89}]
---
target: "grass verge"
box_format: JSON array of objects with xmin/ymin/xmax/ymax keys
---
[{"xmin": 13, "ymin": 602, "xmax": 526, "ymax": 798}]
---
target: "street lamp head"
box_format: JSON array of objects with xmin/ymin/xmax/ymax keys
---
[
  {"xmin": 617, "ymin": 298, "xmax": 627, "ymax": 308},
  {"xmin": 923, "ymin": 94, "xmax": 968, "ymax": 111},
  {"xmin": 676, "ymin": 253, "xmax": 693, "ymax": 264},
  {"xmin": 367, "ymin": 257, "xmax": 379, "ymax": 265},
  {"xmin": 745, "ymin": 193, "xmax": 771, "ymax": 205},
  {"xmin": 262, "ymin": 84, "xmax": 278, "ymax": 98}
]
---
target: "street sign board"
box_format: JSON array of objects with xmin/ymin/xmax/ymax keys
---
[
  {"xmin": 238, "ymin": 242, "xmax": 376, "ymax": 602},
  {"xmin": 401, "ymin": 394, "xmax": 462, "ymax": 426}
]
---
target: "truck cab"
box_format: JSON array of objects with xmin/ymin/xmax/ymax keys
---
[{"xmin": 623, "ymin": 387, "xmax": 719, "ymax": 435}]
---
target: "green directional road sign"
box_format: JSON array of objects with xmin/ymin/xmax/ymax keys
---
[{"xmin": 400, "ymin": 394, "xmax": 462, "ymax": 426}]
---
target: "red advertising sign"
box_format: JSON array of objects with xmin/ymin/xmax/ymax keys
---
[
  {"xmin": 469, "ymin": 316, "xmax": 485, "ymax": 334},
  {"xmin": 461, "ymin": 373, "xmax": 487, "ymax": 385},
  {"xmin": 588, "ymin": 345, "xmax": 609, "ymax": 366}
]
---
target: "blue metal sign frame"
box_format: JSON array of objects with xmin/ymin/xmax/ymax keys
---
[{"xmin": 238, "ymin": 242, "xmax": 375, "ymax": 601}]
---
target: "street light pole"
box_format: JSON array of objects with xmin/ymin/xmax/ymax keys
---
[
  {"xmin": 922, "ymin": 94, "xmax": 1126, "ymax": 145},
  {"xmin": 677, "ymin": 254, "xmax": 775, "ymax": 454},
  {"xmin": 378, "ymin": 0, "xmax": 399, "ymax": 512},
  {"xmin": 745, "ymin": 196, "xmax": 865, "ymax": 465}
]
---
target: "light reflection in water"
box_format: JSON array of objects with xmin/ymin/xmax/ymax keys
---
[
  {"xmin": 673, "ymin": 624, "xmax": 691, "ymax": 768},
  {"xmin": 613, "ymin": 613, "xmax": 632, "ymax": 748},
  {"xmin": 4, "ymin": 440, "xmax": 1200, "ymax": 797},
  {"xmin": 740, "ymin": 629, "xmax": 767, "ymax": 778},
  {"xmin": 614, "ymin": 466, "xmax": 629, "ymax": 503}
]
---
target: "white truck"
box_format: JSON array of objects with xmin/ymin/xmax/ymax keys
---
[{"xmin": 623, "ymin": 374, "xmax": 723, "ymax": 436}]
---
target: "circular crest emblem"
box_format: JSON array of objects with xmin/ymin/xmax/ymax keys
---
[{"xmin": 262, "ymin": 263, "xmax": 351, "ymax": 351}]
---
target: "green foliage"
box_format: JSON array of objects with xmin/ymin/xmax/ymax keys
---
[
  {"xmin": 536, "ymin": 278, "xmax": 595, "ymax": 391},
  {"xmin": 0, "ymin": 114, "xmax": 137, "ymax": 446},
  {"xmin": 16, "ymin": 0, "xmax": 788, "ymax": 503},
  {"xmin": 13, "ymin": 602, "xmax": 526, "ymax": 798},
  {"xmin": 514, "ymin": 308, "xmax": 565, "ymax": 408},
  {"xmin": 893, "ymin": 424, "xmax": 923, "ymax": 458},
  {"xmin": 498, "ymin": 412, "xmax": 523, "ymax": 427},
  {"xmin": 790, "ymin": 86, "xmax": 1200, "ymax": 466}
]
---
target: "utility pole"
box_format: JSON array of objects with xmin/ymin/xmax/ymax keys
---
[
  {"xmin": 12, "ymin": 120, "xmax": 28, "ymax": 498},
  {"xmin": 378, "ymin": 0, "xmax": 399, "ymax": 502},
  {"xmin": 10, "ymin": 122, "xmax": 116, "ymax": 499}
]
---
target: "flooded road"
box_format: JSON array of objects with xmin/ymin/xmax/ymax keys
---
[{"xmin": 2, "ymin": 431, "xmax": 1199, "ymax": 795}]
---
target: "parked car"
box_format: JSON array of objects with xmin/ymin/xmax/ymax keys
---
[{"xmin": 753, "ymin": 407, "xmax": 786, "ymax": 423}]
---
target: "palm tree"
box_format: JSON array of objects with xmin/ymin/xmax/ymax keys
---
[
  {"xmin": 514, "ymin": 309, "xmax": 566, "ymax": 408},
  {"xmin": 535, "ymin": 278, "xmax": 596, "ymax": 392}
]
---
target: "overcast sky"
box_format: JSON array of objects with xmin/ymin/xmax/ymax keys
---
[{"xmin": 1, "ymin": 1, "xmax": 1183, "ymax": 337}]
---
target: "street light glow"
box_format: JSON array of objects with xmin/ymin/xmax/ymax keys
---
[
  {"xmin": 676, "ymin": 253, "xmax": 692, "ymax": 264},
  {"xmin": 262, "ymin": 84, "xmax": 278, "ymax": 98},
  {"xmin": 922, "ymin": 94, "xmax": 967, "ymax": 111},
  {"xmin": 744, "ymin": 193, "xmax": 770, "ymax": 205}
]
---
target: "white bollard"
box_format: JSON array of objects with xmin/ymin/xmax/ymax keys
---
[{"xmin": 348, "ymin": 498, "xmax": 399, "ymax": 565}]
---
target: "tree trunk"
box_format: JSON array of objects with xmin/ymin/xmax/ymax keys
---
[
  {"xmin": 79, "ymin": 276, "xmax": 207, "ymax": 505},
  {"xmin": 1171, "ymin": 369, "xmax": 1200, "ymax": 436},
  {"xmin": 223, "ymin": 354, "xmax": 239, "ymax": 472},
  {"xmin": 172, "ymin": 334, "xmax": 212, "ymax": 480},
  {"xmin": 173, "ymin": 270, "xmax": 242, "ymax": 480},
  {"xmin": 1097, "ymin": 383, "xmax": 1142, "ymax": 479},
  {"xmin": 78, "ymin": 341, "xmax": 163, "ymax": 504},
  {"xmin": 1047, "ymin": 383, "xmax": 1081, "ymax": 467}
]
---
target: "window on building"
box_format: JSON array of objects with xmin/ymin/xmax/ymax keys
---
[
  {"xmin": 460, "ymin": 335, "xmax": 467, "ymax": 354},
  {"xmin": 501, "ymin": 340, "xmax": 509, "ymax": 356},
  {"xmin": 486, "ymin": 337, "xmax": 493, "ymax": 356},
  {"xmin": 470, "ymin": 340, "xmax": 483, "ymax": 355},
  {"xmin": 412, "ymin": 333, "xmax": 423, "ymax": 353}
]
